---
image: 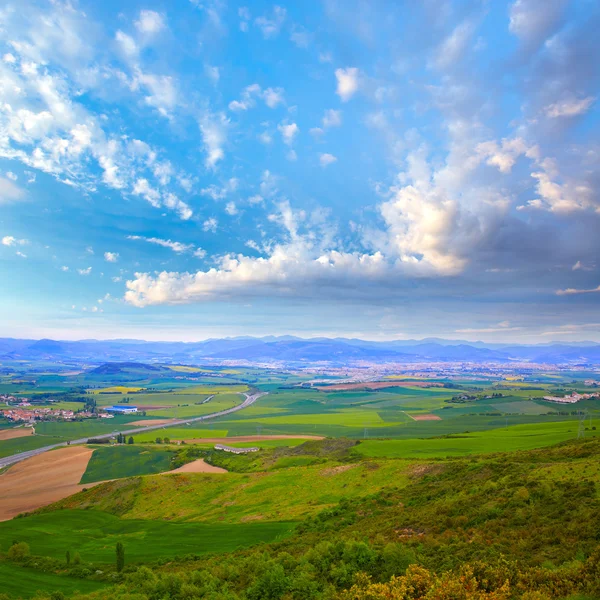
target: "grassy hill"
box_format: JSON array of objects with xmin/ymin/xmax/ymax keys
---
[{"xmin": 2, "ymin": 436, "xmax": 600, "ymax": 598}]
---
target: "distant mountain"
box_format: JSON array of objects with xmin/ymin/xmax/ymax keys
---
[
  {"xmin": 0, "ymin": 336, "xmax": 599, "ymax": 365},
  {"xmin": 90, "ymin": 362, "xmax": 167, "ymax": 375},
  {"xmin": 209, "ymin": 340, "xmax": 417, "ymax": 363}
]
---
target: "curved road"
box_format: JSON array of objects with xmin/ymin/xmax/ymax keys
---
[{"xmin": 0, "ymin": 391, "xmax": 266, "ymax": 470}]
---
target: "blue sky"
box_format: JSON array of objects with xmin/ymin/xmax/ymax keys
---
[{"xmin": 0, "ymin": 0, "xmax": 599, "ymax": 342}]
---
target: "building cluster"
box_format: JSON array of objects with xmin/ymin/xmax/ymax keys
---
[
  {"xmin": 543, "ymin": 392, "xmax": 600, "ymax": 404},
  {"xmin": 1, "ymin": 407, "xmax": 76, "ymax": 422}
]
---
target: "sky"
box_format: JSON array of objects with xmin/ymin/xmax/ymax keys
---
[{"xmin": 0, "ymin": 0, "xmax": 599, "ymax": 343}]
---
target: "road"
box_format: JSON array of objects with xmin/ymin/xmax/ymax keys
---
[{"xmin": 0, "ymin": 391, "xmax": 266, "ymax": 470}]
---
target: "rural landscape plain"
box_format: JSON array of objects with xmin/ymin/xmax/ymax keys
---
[{"xmin": 1, "ymin": 0, "xmax": 600, "ymax": 599}]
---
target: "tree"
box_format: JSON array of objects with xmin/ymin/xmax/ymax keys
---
[
  {"xmin": 7, "ymin": 541, "xmax": 30, "ymax": 561},
  {"xmin": 116, "ymin": 542, "xmax": 125, "ymax": 572},
  {"xmin": 155, "ymin": 437, "xmax": 162, "ymax": 444},
  {"xmin": 66, "ymin": 550, "xmax": 71, "ymax": 565},
  {"xmin": 164, "ymin": 437, "xmax": 170, "ymax": 444},
  {"xmin": 128, "ymin": 436, "xmax": 134, "ymax": 444},
  {"xmin": 73, "ymin": 551, "xmax": 81, "ymax": 565}
]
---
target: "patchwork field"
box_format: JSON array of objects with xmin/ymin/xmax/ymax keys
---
[{"xmin": 0, "ymin": 426, "xmax": 34, "ymax": 441}]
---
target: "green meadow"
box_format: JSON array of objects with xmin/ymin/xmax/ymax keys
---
[
  {"xmin": 0, "ymin": 510, "xmax": 295, "ymax": 564},
  {"xmin": 354, "ymin": 419, "xmax": 600, "ymax": 459},
  {"xmin": 0, "ymin": 562, "xmax": 106, "ymax": 599},
  {"xmin": 80, "ymin": 446, "xmax": 176, "ymax": 484}
]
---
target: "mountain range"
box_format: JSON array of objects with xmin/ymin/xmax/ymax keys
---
[{"xmin": 1, "ymin": 336, "xmax": 600, "ymax": 365}]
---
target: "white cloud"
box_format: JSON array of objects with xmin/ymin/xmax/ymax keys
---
[
  {"xmin": 431, "ymin": 20, "xmax": 476, "ymax": 70},
  {"xmin": 475, "ymin": 137, "xmax": 536, "ymax": 174},
  {"xmin": 134, "ymin": 10, "xmax": 166, "ymax": 36},
  {"xmin": 556, "ymin": 284, "xmax": 600, "ymax": 296},
  {"xmin": 15, "ymin": 251, "xmax": 27, "ymax": 258},
  {"xmin": 322, "ymin": 109, "xmax": 342, "ymax": 129},
  {"xmin": 319, "ymin": 153, "xmax": 337, "ymax": 167},
  {"xmin": 127, "ymin": 235, "xmax": 195, "ymax": 254},
  {"xmin": 104, "ymin": 251, "xmax": 119, "ymax": 263},
  {"xmin": 163, "ymin": 192, "xmax": 192, "ymax": 221},
  {"xmin": 335, "ymin": 68, "xmax": 359, "ymax": 102},
  {"xmin": 132, "ymin": 178, "xmax": 161, "ymax": 208},
  {"xmin": 278, "ymin": 121, "xmax": 299, "ymax": 146},
  {"xmin": 199, "ymin": 112, "xmax": 228, "ymax": 169},
  {"xmin": 78, "ymin": 266, "xmax": 92, "ymax": 275},
  {"xmin": 115, "ymin": 30, "xmax": 138, "ymax": 58},
  {"xmin": 0, "ymin": 177, "xmax": 25, "ymax": 204},
  {"xmin": 290, "ymin": 27, "xmax": 311, "ymax": 48},
  {"xmin": 254, "ymin": 6, "xmax": 286, "ymax": 39},
  {"xmin": 239, "ymin": 7, "xmax": 251, "ymax": 31},
  {"xmin": 2, "ymin": 236, "xmax": 28, "ymax": 246},
  {"xmin": 5, "ymin": 171, "xmax": 17, "ymax": 181},
  {"xmin": 509, "ymin": 0, "xmax": 568, "ymax": 46},
  {"xmin": 193, "ymin": 248, "xmax": 207, "ymax": 259},
  {"xmin": 61, "ymin": 265, "xmax": 69, "ymax": 272},
  {"xmin": 203, "ymin": 217, "xmax": 218, "ymax": 232},
  {"xmin": 544, "ymin": 96, "xmax": 596, "ymax": 118},
  {"xmin": 201, "ymin": 178, "xmax": 238, "ymax": 200},
  {"xmin": 229, "ymin": 84, "xmax": 284, "ymax": 111}
]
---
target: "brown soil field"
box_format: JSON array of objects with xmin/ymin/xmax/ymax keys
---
[
  {"xmin": 315, "ymin": 381, "xmax": 444, "ymax": 391},
  {"xmin": 129, "ymin": 419, "xmax": 175, "ymax": 427},
  {"xmin": 0, "ymin": 446, "xmax": 94, "ymax": 521},
  {"xmin": 0, "ymin": 427, "xmax": 34, "ymax": 441},
  {"xmin": 165, "ymin": 459, "xmax": 227, "ymax": 474},
  {"xmin": 184, "ymin": 434, "xmax": 325, "ymax": 444},
  {"xmin": 409, "ymin": 414, "xmax": 442, "ymax": 421}
]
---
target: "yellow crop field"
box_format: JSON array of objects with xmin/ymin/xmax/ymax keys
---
[{"xmin": 91, "ymin": 386, "xmax": 146, "ymax": 394}]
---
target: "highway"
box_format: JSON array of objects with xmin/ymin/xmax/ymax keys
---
[{"xmin": 0, "ymin": 391, "xmax": 266, "ymax": 470}]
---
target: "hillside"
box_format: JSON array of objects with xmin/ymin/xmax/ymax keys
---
[{"xmin": 2, "ymin": 437, "xmax": 600, "ymax": 599}]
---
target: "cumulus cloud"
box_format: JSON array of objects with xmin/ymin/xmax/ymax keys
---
[
  {"xmin": 319, "ymin": 153, "xmax": 337, "ymax": 167},
  {"xmin": 203, "ymin": 217, "xmax": 218, "ymax": 232},
  {"xmin": 278, "ymin": 121, "xmax": 299, "ymax": 146},
  {"xmin": 2, "ymin": 236, "xmax": 28, "ymax": 246},
  {"xmin": 228, "ymin": 84, "xmax": 284, "ymax": 111},
  {"xmin": 134, "ymin": 10, "xmax": 166, "ymax": 36},
  {"xmin": 335, "ymin": 68, "xmax": 359, "ymax": 102},
  {"xmin": 78, "ymin": 266, "xmax": 92, "ymax": 275},
  {"xmin": 104, "ymin": 251, "xmax": 119, "ymax": 262}
]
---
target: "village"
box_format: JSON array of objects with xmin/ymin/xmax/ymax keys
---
[
  {"xmin": 542, "ymin": 391, "xmax": 600, "ymax": 404},
  {"xmin": 0, "ymin": 394, "xmax": 114, "ymax": 423}
]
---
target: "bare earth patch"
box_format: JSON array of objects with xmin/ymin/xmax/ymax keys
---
[
  {"xmin": 165, "ymin": 459, "xmax": 227, "ymax": 474},
  {"xmin": 320, "ymin": 464, "xmax": 358, "ymax": 476},
  {"xmin": 0, "ymin": 427, "xmax": 34, "ymax": 441},
  {"xmin": 0, "ymin": 446, "xmax": 94, "ymax": 521},
  {"xmin": 407, "ymin": 414, "xmax": 442, "ymax": 421},
  {"xmin": 129, "ymin": 419, "xmax": 176, "ymax": 427},
  {"xmin": 184, "ymin": 435, "xmax": 325, "ymax": 443}
]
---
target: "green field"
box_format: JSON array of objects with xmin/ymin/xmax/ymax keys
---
[
  {"xmin": 0, "ymin": 510, "xmax": 295, "ymax": 564},
  {"xmin": 354, "ymin": 419, "xmax": 600, "ymax": 458},
  {"xmin": 80, "ymin": 446, "xmax": 176, "ymax": 483},
  {"xmin": 0, "ymin": 562, "xmax": 106, "ymax": 599}
]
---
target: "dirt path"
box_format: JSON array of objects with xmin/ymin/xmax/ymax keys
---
[
  {"xmin": 0, "ymin": 427, "xmax": 35, "ymax": 441},
  {"xmin": 0, "ymin": 446, "xmax": 94, "ymax": 521},
  {"xmin": 184, "ymin": 434, "xmax": 325, "ymax": 443},
  {"xmin": 165, "ymin": 459, "xmax": 228, "ymax": 474}
]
